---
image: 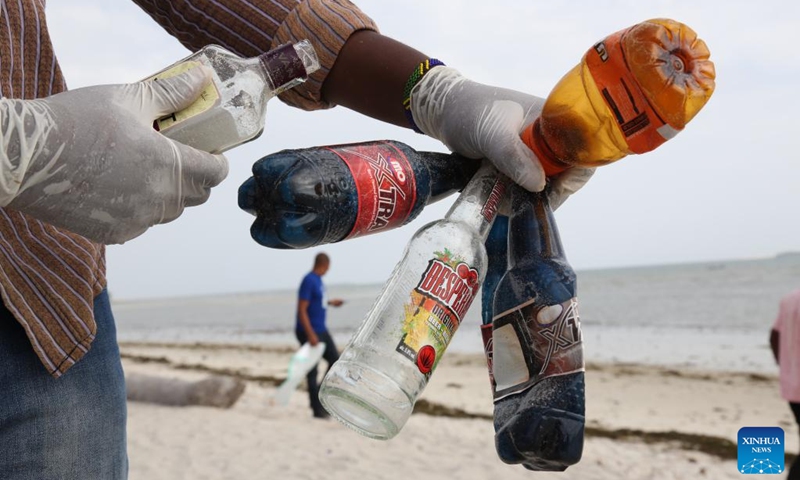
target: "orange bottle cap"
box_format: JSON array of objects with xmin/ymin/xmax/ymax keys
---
[
  {"xmin": 585, "ymin": 18, "xmax": 715, "ymax": 154},
  {"xmin": 624, "ymin": 19, "xmax": 716, "ymax": 130}
]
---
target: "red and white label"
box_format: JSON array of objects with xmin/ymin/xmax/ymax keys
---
[
  {"xmin": 328, "ymin": 142, "xmax": 418, "ymax": 239},
  {"xmin": 416, "ymin": 259, "xmax": 480, "ymax": 323},
  {"xmin": 481, "ymin": 176, "xmax": 507, "ymax": 223},
  {"xmin": 586, "ymin": 29, "xmax": 672, "ymax": 154},
  {"xmin": 396, "ymin": 256, "xmax": 482, "ymax": 376}
]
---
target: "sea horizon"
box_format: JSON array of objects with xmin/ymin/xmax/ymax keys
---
[
  {"xmin": 109, "ymin": 253, "xmax": 799, "ymax": 375},
  {"xmin": 109, "ymin": 251, "xmax": 800, "ymax": 303}
]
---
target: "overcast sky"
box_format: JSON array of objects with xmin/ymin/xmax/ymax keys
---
[{"xmin": 44, "ymin": 1, "xmax": 799, "ymax": 300}]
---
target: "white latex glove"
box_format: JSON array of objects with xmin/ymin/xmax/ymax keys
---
[
  {"xmin": 410, "ymin": 66, "xmax": 594, "ymax": 208},
  {"xmin": 547, "ymin": 167, "xmax": 595, "ymax": 211},
  {"xmin": 0, "ymin": 66, "xmax": 228, "ymax": 244}
]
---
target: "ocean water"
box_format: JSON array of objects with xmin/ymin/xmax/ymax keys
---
[{"xmin": 111, "ymin": 254, "xmax": 800, "ymax": 374}]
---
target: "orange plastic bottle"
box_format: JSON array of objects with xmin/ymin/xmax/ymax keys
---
[{"xmin": 520, "ymin": 18, "xmax": 716, "ymax": 175}]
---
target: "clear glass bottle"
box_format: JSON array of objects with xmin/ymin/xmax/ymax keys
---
[
  {"xmin": 319, "ymin": 162, "xmax": 508, "ymax": 440},
  {"xmin": 147, "ymin": 41, "xmax": 319, "ymax": 153}
]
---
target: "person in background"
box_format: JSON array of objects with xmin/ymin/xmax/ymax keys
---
[
  {"xmin": 770, "ymin": 288, "xmax": 800, "ymax": 480},
  {"xmin": 295, "ymin": 253, "xmax": 344, "ymax": 419},
  {"xmin": 0, "ymin": 0, "xmax": 594, "ymax": 477}
]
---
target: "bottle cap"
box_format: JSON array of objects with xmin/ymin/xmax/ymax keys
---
[
  {"xmin": 261, "ymin": 41, "xmax": 320, "ymax": 94},
  {"xmin": 293, "ymin": 40, "xmax": 321, "ymax": 77},
  {"xmin": 584, "ymin": 18, "xmax": 716, "ymax": 154},
  {"xmin": 622, "ymin": 19, "xmax": 716, "ymax": 130}
]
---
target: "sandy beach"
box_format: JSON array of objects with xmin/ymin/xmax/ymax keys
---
[{"xmin": 120, "ymin": 342, "xmax": 797, "ymax": 480}]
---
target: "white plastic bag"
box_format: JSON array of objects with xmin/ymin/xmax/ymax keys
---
[{"xmin": 273, "ymin": 342, "xmax": 326, "ymax": 406}]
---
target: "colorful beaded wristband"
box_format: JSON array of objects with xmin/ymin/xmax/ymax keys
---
[{"xmin": 403, "ymin": 58, "xmax": 445, "ymax": 133}]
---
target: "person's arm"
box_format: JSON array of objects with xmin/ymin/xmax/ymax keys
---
[
  {"xmin": 328, "ymin": 299, "xmax": 344, "ymax": 307},
  {"xmin": 770, "ymin": 329, "xmax": 780, "ymax": 364},
  {"xmin": 324, "ymin": 32, "xmax": 595, "ymax": 200},
  {"xmin": 297, "ymin": 275, "xmax": 319, "ymax": 345},
  {"xmin": 771, "ymin": 296, "xmax": 786, "ymax": 365},
  {"xmin": 134, "ymin": 0, "xmax": 592, "ymax": 201},
  {"xmin": 309, "ymin": 5, "xmax": 594, "ymax": 202},
  {"xmin": 131, "ymin": 0, "xmax": 378, "ymax": 111},
  {"xmin": 130, "ymin": 0, "xmax": 290, "ymax": 56},
  {"xmin": 296, "ymin": 299, "xmax": 318, "ymax": 346},
  {"xmin": 322, "ymin": 30, "xmax": 426, "ymax": 127}
]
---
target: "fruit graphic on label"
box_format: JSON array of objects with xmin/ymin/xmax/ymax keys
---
[
  {"xmin": 396, "ymin": 248, "xmax": 482, "ymax": 376},
  {"xmin": 457, "ymin": 263, "xmax": 479, "ymax": 290}
]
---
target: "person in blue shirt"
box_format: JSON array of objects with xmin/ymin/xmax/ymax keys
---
[{"xmin": 296, "ymin": 252, "xmax": 344, "ymax": 418}]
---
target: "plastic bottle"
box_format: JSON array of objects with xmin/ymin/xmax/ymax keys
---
[
  {"xmin": 491, "ymin": 183, "xmax": 584, "ymax": 471},
  {"xmin": 148, "ymin": 41, "xmax": 320, "ymax": 153},
  {"xmin": 238, "ymin": 140, "xmax": 482, "ymax": 249},
  {"xmin": 520, "ymin": 18, "xmax": 716, "ymax": 174},
  {"xmin": 272, "ymin": 342, "xmax": 326, "ymax": 406},
  {"xmin": 318, "ymin": 162, "xmax": 508, "ymax": 440},
  {"xmin": 480, "ymin": 215, "xmax": 508, "ymax": 391},
  {"xmin": 482, "ymin": 216, "xmax": 509, "ymax": 327}
]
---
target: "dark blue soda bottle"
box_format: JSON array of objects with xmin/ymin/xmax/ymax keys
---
[
  {"xmin": 238, "ymin": 140, "xmax": 481, "ymax": 249},
  {"xmin": 481, "ymin": 215, "xmax": 509, "ymax": 326},
  {"xmin": 480, "ymin": 215, "xmax": 508, "ymax": 390},
  {"xmin": 490, "ymin": 183, "xmax": 585, "ymax": 471}
]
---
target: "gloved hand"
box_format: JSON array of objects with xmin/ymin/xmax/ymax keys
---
[
  {"xmin": 547, "ymin": 166, "xmax": 595, "ymax": 211},
  {"xmin": 0, "ymin": 66, "xmax": 228, "ymax": 244},
  {"xmin": 409, "ymin": 66, "xmax": 594, "ymax": 208}
]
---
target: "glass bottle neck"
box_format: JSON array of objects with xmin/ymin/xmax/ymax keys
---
[
  {"xmin": 444, "ymin": 162, "xmax": 509, "ymax": 241},
  {"xmin": 257, "ymin": 41, "xmax": 318, "ymax": 96},
  {"xmin": 507, "ymin": 183, "xmax": 565, "ymax": 267}
]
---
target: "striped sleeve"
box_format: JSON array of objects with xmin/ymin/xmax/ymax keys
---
[
  {"xmin": 269, "ymin": 0, "xmax": 378, "ymax": 110},
  {"xmin": 131, "ymin": 0, "xmax": 379, "ymax": 111},
  {"xmin": 0, "ymin": 0, "xmax": 106, "ymax": 378}
]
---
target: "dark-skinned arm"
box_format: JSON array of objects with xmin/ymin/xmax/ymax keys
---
[
  {"xmin": 134, "ymin": 1, "xmax": 425, "ymax": 127},
  {"xmin": 297, "ymin": 299, "xmax": 319, "ymax": 346},
  {"xmin": 322, "ymin": 30, "xmax": 427, "ymax": 128},
  {"xmin": 770, "ymin": 329, "xmax": 779, "ymax": 364},
  {"xmin": 132, "ymin": 0, "xmax": 383, "ymax": 113}
]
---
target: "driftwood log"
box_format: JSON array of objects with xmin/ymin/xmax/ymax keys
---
[{"xmin": 126, "ymin": 373, "xmax": 246, "ymax": 409}]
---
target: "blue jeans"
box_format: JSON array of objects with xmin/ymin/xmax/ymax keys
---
[{"xmin": 0, "ymin": 290, "xmax": 127, "ymax": 479}]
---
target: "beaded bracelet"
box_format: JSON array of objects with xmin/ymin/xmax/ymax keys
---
[{"xmin": 402, "ymin": 58, "xmax": 445, "ymax": 133}]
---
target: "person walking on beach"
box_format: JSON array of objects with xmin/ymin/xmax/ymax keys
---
[
  {"xmin": 770, "ymin": 288, "xmax": 800, "ymax": 480},
  {"xmin": 296, "ymin": 253, "xmax": 344, "ymax": 419}
]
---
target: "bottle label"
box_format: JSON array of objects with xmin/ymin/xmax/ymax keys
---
[
  {"xmin": 328, "ymin": 142, "xmax": 418, "ymax": 239},
  {"xmin": 260, "ymin": 43, "xmax": 308, "ymax": 95},
  {"xmin": 395, "ymin": 250, "xmax": 480, "ymax": 377},
  {"xmin": 585, "ymin": 29, "xmax": 673, "ymax": 154},
  {"xmin": 480, "ymin": 323, "xmax": 495, "ymax": 388},
  {"xmin": 490, "ymin": 298, "xmax": 584, "ymax": 401},
  {"xmin": 481, "ymin": 175, "xmax": 507, "ymax": 223},
  {"xmin": 147, "ymin": 60, "xmax": 221, "ymax": 133}
]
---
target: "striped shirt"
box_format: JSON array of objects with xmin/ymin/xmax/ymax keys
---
[{"xmin": 0, "ymin": 0, "xmax": 377, "ymax": 377}]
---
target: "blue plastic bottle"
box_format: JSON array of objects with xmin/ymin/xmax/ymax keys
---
[
  {"xmin": 480, "ymin": 215, "xmax": 508, "ymax": 392},
  {"xmin": 482, "ymin": 215, "xmax": 509, "ymax": 326},
  {"xmin": 490, "ymin": 184, "xmax": 585, "ymax": 471},
  {"xmin": 238, "ymin": 140, "xmax": 481, "ymax": 249}
]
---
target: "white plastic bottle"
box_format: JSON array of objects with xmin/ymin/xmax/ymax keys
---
[
  {"xmin": 148, "ymin": 41, "xmax": 319, "ymax": 153},
  {"xmin": 319, "ymin": 162, "xmax": 508, "ymax": 439}
]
